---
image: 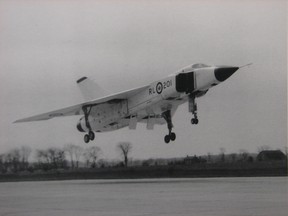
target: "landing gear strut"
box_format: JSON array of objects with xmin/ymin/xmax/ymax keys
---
[
  {"xmin": 189, "ymin": 95, "xmax": 199, "ymax": 125},
  {"xmin": 162, "ymin": 110, "xmax": 176, "ymax": 143},
  {"xmin": 82, "ymin": 106, "xmax": 95, "ymax": 143}
]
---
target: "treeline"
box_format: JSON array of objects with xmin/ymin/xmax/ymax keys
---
[
  {"xmin": 0, "ymin": 146, "xmax": 32, "ymax": 173},
  {"xmin": 0, "ymin": 143, "xmax": 287, "ymax": 174},
  {"xmin": 0, "ymin": 144, "xmax": 102, "ymax": 173},
  {"xmin": 0, "ymin": 142, "xmax": 134, "ymax": 174}
]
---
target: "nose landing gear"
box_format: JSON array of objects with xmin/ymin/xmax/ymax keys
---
[
  {"xmin": 191, "ymin": 118, "xmax": 199, "ymax": 124},
  {"xmin": 189, "ymin": 95, "xmax": 199, "ymax": 125}
]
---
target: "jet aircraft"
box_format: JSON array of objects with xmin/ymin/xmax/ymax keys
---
[{"xmin": 15, "ymin": 63, "xmax": 246, "ymax": 143}]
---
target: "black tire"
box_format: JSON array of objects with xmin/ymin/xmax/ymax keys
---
[
  {"xmin": 170, "ymin": 132, "xmax": 176, "ymax": 141},
  {"xmin": 195, "ymin": 119, "xmax": 199, "ymax": 124},
  {"xmin": 164, "ymin": 135, "xmax": 170, "ymax": 143},
  {"xmin": 84, "ymin": 134, "xmax": 90, "ymax": 143},
  {"xmin": 89, "ymin": 131, "xmax": 95, "ymax": 141},
  {"xmin": 191, "ymin": 118, "xmax": 195, "ymax": 124}
]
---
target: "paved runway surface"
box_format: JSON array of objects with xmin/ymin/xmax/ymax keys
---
[{"xmin": 0, "ymin": 177, "xmax": 287, "ymax": 216}]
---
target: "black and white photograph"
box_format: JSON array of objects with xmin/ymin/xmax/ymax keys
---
[{"xmin": 0, "ymin": 0, "xmax": 287, "ymax": 215}]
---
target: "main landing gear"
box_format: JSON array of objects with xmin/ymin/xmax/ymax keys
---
[
  {"xmin": 189, "ymin": 95, "xmax": 199, "ymax": 125},
  {"xmin": 162, "ymin": 110, "xmax": 176, "ymax": 144},
  {"xmin": 82, "ymin": 106, "xmax": 95, "ymax": 143},
  {"xmin": 84, "ymin": 131, "xmax": 95, "ymax": 143}
]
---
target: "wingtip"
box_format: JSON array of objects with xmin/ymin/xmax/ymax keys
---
[
  {"xmin": 76, "ymin": 76, "xmax": 88, "ymax": 84},
  {"xmin": 13, "ymin": 118, "xmax": 28, "ymax": 123}
]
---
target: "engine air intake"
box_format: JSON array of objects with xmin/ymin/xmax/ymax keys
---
[{"xmin": 176, "ymin": 72, "xmax": 195, "ymax": 93}]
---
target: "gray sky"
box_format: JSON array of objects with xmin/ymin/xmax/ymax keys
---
[{"xmin": 0, "ymin": 0, "xmax": 287, "ymax": 160}]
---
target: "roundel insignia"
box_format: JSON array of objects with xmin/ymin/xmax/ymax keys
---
[{"xmin": 156, "ymin": 82, "xmax": 163, "ymax": 94}]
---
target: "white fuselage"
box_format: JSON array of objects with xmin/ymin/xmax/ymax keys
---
[{"xmin": 77, "ymin": 64, "xmax": 221, "ymax": 132}]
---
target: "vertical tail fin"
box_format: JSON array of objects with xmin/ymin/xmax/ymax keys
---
[{"xmin": 76, "ymin": 77, "xmax": 109, "ymax": 100}]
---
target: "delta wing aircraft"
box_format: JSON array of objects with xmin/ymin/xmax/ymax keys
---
[{"xmin": 15, "ymin": 63, "xmax": 246, "ymax": 143}]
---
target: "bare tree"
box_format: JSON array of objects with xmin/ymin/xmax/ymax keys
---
[
  {"xmin": 219, "ymin": 147, "xmax": 226, "ymax": 162},
  {"xmin": 48, "ymin": 147, "xmax": 66, "ymax": 169},
  {"xmin": 0, "ymin": 147, "xmax": 31, "ymax": 172},
  {"xmin": 117, "ymin": 142, "xmax": 132, "ymax": 167},
  {"xmin": 83, "ymin": 151, "xmax": 90, "ymax": 168},
  {"xmin": 207, "ymin": 152, "xmax": 212, "ymax": 163},
  {"xmin": 97, "ymin": 159, "xmax": 108, "ymax": 168},
  {"xmin": 0, "ymin": 154, "xmax": 4, "ymax": 172},
  {"xmin": 10, "ymin": 148, "xmax": 21, "ymax": 172},
  {"xmin": 74, "ymin": 146, "xmax": 83, "ymax": 168},
  {"xmin": 64, "ymin": 144, "xmax": 75, "ymax": 169},
  {"xmin": 4, "ymin": 152, "xmax": 13, "ymax": 172},
  {"xmin": 36, "ymin": 149, "xmax": 49, "ymax": 164},
  {"xmin": 230, "ymin": 153, "xmax": 237, "ymax": 163},
  {"xmin": 47, "ymin": 148, "xmax": 58, "ymax": 166},
  {"xmin": 19, "ymin": 146, "xmax": 32, "ymax": 170},
  {"xmin": 239, "ymin": 149, "xmax": 249, "ymax": 162},
  {"xmin": 36, "ymin": 147, "xmax": 66, "ymax": 170},
  {"xmin": 65, "ymin": 144, "xmax": 84, "ymax": 169},
  {"xmin": 83, "ymin": 146, "xmax": 102, "ymax": 168}
]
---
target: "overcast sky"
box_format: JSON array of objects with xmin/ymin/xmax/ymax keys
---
[{"xmin": 0, "ymin": 0, "xmax": 286, "ymax": 160}]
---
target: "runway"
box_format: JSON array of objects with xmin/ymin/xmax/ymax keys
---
[{"xmin": 0, "ymin": 177, "xmax": 287, "ymax": 216}]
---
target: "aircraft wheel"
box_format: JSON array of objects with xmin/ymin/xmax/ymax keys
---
[
  {"xmin": 191, "ymin": 118, "xmax": 199, "ymax": 125},
  {"xmin": 164, "ymin": 135, "xmax": 170, "ymax": 144},
  {"xmin": 84, "ymin": 134, "xmax": 90, "ymax": 143},
  {"xmin": 170, "ymin": 132, "xmax": 176, "ymax": 141},
  {"xmin": 89, "ymin": 131, "xmax": 95, "ymax": 141}
]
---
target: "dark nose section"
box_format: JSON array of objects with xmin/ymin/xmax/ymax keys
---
[{"xmin": 214, "ymin": 67, "xmax": 239, "ymax": 82}]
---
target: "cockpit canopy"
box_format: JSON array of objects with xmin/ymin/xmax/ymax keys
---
[
  {"xmin": 179, "ymin": 63, "xmax": 210, "ymax": 73},
  {"xmin": 191, "ymin": 63, "xmax": 210, "ymax": 69}
]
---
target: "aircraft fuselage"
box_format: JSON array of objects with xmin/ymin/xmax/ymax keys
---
[{"xmin": 76, "ymin": 64, "xmax": 238, "ymax": 133}]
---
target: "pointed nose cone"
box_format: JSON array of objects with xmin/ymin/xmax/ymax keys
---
[{"xmin": 214, "ymin": 67, "xmax": 239, "ymax": 82}]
